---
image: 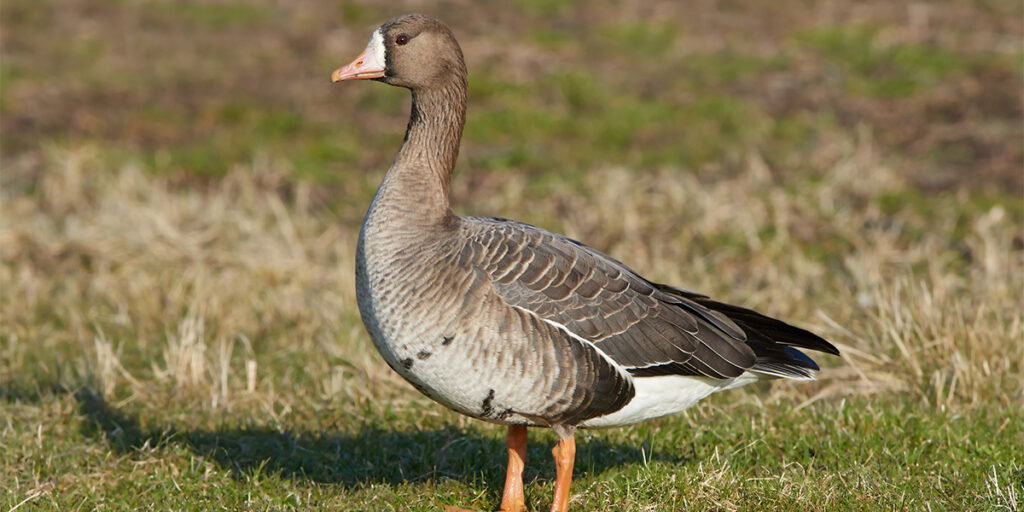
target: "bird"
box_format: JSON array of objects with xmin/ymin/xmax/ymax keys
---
[{"xmin": 331, "ymin": 13, "xmax": 839, "ymax": 512}]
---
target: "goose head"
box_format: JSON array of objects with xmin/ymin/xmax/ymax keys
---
[{"xmin": 331, "ymin": 14, "xmax": 466, "ymax": 91}]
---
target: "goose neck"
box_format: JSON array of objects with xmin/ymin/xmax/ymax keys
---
[{"xmin": 373, "ymin": 81, "xmax": 466, "ymax": 225}]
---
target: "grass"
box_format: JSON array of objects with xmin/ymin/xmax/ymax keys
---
[
  {"xmin": 3, "ymin": 144, "xmax": 1021, "ymax": 510},
  {"xmin": 2, "ymin": 0, "xmax": 1023, "ymax": 510}
]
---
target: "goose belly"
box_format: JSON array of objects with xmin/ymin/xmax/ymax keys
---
[
  {"xmin": 355, "ymin": 233, "xmax": 539, "ymax": 425},
  {"xmin": 580, "ymin": 373, "xmax": 760, "ymax": 428},
  {"xmin": 356, "ymin": 294, "xmax": 537, "ymax": 425}
]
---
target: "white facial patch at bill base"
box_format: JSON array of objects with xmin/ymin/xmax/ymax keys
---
[{"xmin": 365, "ymin": 29, "xmax": 387, "ymax": 70}]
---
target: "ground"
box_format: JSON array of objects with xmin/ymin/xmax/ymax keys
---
[{"xmin": 1, "ymin": 0, "xmax": 1022, "ymax": 510}]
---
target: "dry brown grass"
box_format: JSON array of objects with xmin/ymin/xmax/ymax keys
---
[
  {"xmin": 3, "ymin": 137, "xmax": 1021, "ymax": 510},
  {"xmin": 3, "ymin": 148, "xmax": 385, "ymax": 414},
  {"xmin": 3, "ymin": 135, "xmax": 1020, "ymax": 417}
]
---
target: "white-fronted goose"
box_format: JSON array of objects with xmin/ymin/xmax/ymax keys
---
[{"xmin": 332, "ymin": 14, "xmax": 839, "ymax": 512}]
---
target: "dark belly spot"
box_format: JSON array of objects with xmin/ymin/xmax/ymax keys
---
[
  {"xmin": 411, "ymin": 381, "xmax": 433, "ymax": 398},
  {"xmin": 417, "ymin": 350, "xmax": 432, "ymax": 360},
  {"xmin": 400, "ymin": 358, "xmax": 414, "ymax": 370},
  {"xmin": 481, "ymin": 388, "xmax": 495, "ymax": 416},
  {"xmin": 441, "ymin": 335, "xmax": 454, "ymax": 346}
]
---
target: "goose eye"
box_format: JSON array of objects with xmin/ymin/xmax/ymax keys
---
[{"xmin": 396, "ymin": 34, "xmax": 409, "ymax": 45}]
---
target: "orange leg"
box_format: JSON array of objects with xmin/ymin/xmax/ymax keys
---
[
  {"xmin": 549, "ymin": 435, "xmax": 576, "ymax": 512},
  {"xmin": 444, "ymin": 425, "xmax": 528, "ymax": 512},
  {"xmin": 500, "ymin": 425, "xmax": 528, "ymax": 512}
]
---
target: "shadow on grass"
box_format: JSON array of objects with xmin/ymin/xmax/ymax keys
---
[{"xmin": 70, "ymin": 388, "xmax": 691, "ymax": 489}]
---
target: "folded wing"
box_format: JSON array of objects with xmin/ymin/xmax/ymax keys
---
[{"xmin": 458, "ymin": 217, "xmax": 838, "ymax": 381}]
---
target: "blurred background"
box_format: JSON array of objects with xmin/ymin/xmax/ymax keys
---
[
  {"xmin": 4, "ymin": 0, "xmax": 1020, "ymax": 196},
  {"xmin": 2, "ymin": 1, "xmax": 1022, "ymax": 510}
]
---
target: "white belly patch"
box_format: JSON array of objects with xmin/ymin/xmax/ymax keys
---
[{"xmin": 581, "ymin": 373, "xmax": 760, "ymax": 428}]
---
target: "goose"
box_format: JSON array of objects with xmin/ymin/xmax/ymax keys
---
[{"xmin": 332, "ymin": 14, "xmax": 839, "ymax": 512}]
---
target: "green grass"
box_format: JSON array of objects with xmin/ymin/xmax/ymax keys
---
[
  {"xmin": 2, "ymin": 0, "xmax": 1023, "ymax": 510},
  {"xmin": 5, "ymin": 388, "xmax": 1020, "ymax": 510},
  {"xmin": 797, "ymin": 26, "xmax": 967, "ymax": 98}
]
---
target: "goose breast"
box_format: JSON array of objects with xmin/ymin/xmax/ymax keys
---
[{"xmin": 355, "ymin": 214, "xmax": 633, "ymax": 426}]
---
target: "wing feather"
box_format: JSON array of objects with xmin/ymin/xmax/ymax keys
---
[{"xmin": 459, "ymin": 217, "xmax": 837, "ymax": 381}]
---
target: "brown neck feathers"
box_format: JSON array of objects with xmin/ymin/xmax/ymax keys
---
[{"xmin": 373, "ymin": 73, "xmax": 467, "ymax": 226}]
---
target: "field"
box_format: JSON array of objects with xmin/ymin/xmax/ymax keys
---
[{"xmin": 2, "ymin": 0, "xmax": 1022, "ymax": 510}]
